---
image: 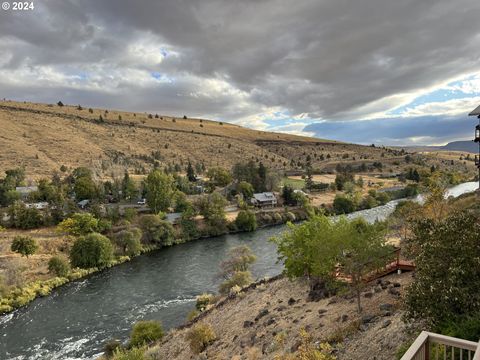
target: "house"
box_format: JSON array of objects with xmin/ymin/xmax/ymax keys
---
[
  {"xmin": 251, "ymin": 192, "xmax": 277, "ymax": 208},
  {"xmin": 25, "ymin": 202, "xmax": 49, "ymax": 210},
  {"xmin": 15, "ymin": 186, "xmax": 38, "ymax": 199}
]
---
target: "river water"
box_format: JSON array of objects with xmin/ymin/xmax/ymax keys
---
[{"xmin": 0, "ymin": 182, "xmax": 477, "ymax": 359}]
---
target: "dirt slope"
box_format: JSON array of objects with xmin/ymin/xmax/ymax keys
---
[{"xmin": 144, "ymin": 272, "xmax": 415, "ymax": 359}]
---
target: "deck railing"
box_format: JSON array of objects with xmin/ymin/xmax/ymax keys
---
[{"xmin": 401, "ymin": 331, "xmax": 480, "ymax": 360}]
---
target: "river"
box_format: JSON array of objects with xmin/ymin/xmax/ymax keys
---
[{"xmin": 0, "ymin": 182, "xmax": 477, "ymax": 359}]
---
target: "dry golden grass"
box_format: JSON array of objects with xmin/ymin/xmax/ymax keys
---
[{"xmin": 0, "ymin": 100, "xmax": 475, "ymax": 181}]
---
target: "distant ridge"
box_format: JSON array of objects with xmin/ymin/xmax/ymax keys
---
[{"xmin": 441, "ymin": 140, "xmax": 477, "ymax": 153}]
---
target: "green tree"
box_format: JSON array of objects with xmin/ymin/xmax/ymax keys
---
[
  {"xmin": 333, "ymin": 195, "xmax": 356, "ymax": 214},
  {"xmin": 235, "ymin": 210, "xmax": 257, "ymax": 232},
  {"xmin": 138, "ymin": 215, "xmax": 175, "ymax": 246},
  {"xmin": 186, "ymin": 162, "xmax": 196, "ymax": 182},
  {"xmin": 7, "ymin": 201, "xmax": 44, "ymax": 229},
  {"xmin": 236, "ymin": 181, "xmax": 254, "ymax": 199},
  {"xmin": 70, "ymin": 233, "xmax": 114, "ymax": 269},
  {"xmin": 11, "ymin": 236, "xmax": 38, "ymax": 258},
  {"xmin": 121, "ymin": 172, "xmax": 138, "ymax": 200},
  {"xmin": 180, "ymin": 207, "xmax": 199, "ymax": 241},
  {"xmin": 129, "ymin": 320, "xmax": 164, "ymax": 348},
  {"xmin": 58, "ymin": 213, "xmax": 99, "ymax": 236},
  {"xmin": 174, "ymin": 191, "xmax": 191, "ymax": 213},
  {"xmin": 272, "ymin": 214, "xmax": 392, "ymax": 310},
  {"xmin": 206, "ymin": 167, "xmax": 232, "ymax": 187},
  {"xmin": 48, "ymin": 256, "xmax": 70, "ymax": 277},
  {"xmin": 74, "ymin": 175, "xmax": 98, "ymax": 201},
  {"xmin": 196, "ymin": 193, "xmax": 227, "ymax": 233},
  {"xmin": 405, "ymin": 212, "xmax": 480, "ymax": 328},
  {"xmin": 144, "ymin": 170, "xmax": 175, "ymax": 213},
  {"xmin": 113, "ymin": 228, "xmax": 142, "ymax": 256}
]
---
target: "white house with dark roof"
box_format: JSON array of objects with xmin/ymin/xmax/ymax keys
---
[{"xmin": 251, "ymin": 192, "xmax": 277, "ymax": 208}]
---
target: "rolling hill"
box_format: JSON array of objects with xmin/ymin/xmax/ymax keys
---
[{"xmin": 0, "ymin": 100, "xmax": 474, "ymax": 180}]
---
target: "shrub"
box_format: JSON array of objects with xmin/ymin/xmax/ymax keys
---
[
  {"xmin": 333, "ymin": 195, "xmax": 356, "ymax": 214},
  {"xmin": 273, "ymin": 212, "xmax": 283, "ymax": 224},
  {"xmin": 235, "ymin": 210, "xmax": 257, "ymax": 232},
  {"xmin": 129, "ymin": 320, "xmax": 164, "ymax": 347},
  {"xmin": 70, "ymin": 233, "xmax": 114, "ymax": 269},
  {"xmin": 186, "ymin": 323, "xmax": 216, "ymax": 354},
  {"xmin": 219, "ymin": 271, "xmax": 252, "ymax": 295},
  {"xmin": 196, "ymin": 293, "xmax": 215, "ymax": 312},
  {"xmin": 11, "ymin": 236, "xmax": 38, "ymax": 258},
  {"xmin": 114, "ymin": 228, "xmax": 142, "ymax": 256},
  {"xmin": 187, "ymin": 310, "xmax": 200, "ymax": 321},
  {"xmin": 111, "ymin": 347, "xmax": 145, "ymax": 360},
  {"xmin": 58, "ymin": 213, "xmax": 99, "ymax": 236},
  {"xmin": 48, "ymin": 256, "xmax": 70, "ymax": 277},
  {"xmin": 139, "ymin": 215, "xmax": 174, "ymax": 246},
  {"xmin": 104, "ymin": 339, "xmax": 122, "ymax": 358}
]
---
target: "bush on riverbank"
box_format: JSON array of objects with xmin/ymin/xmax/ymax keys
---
[
  {"xmin": 186, "ymin": 323, "xmax": 217, "ymax": 354},
  {"xmin": 129, "ymin": 320, "xmax": 164, "ymax": 348},
  {"xmin": 48, "ymin": 256, "xmax": 70, "ymax": 277},
  {"xmin": 70, "ymin": 233, "xmax": 114, "ymax": 269}
]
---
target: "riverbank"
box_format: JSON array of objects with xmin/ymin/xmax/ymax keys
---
[{"xmin": 0, "ymin": 207, "xmax": 308, "ymax": 316}]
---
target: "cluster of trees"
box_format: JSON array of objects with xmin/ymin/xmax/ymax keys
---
[
  {"xmin": 332, "ymin": 185, "xmax": 419, "ymax": 215},
  {"xmin": 272, "ymin": 215, "xmax": 392, "ymax": 312},
  {"xmin": 232, "ymin": 161, "xmax": 279, "ymax": 192}
]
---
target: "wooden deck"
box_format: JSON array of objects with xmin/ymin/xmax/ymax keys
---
[{"xmin": 336, "ymin": 248, "xmax": 415, "ymax": 283}]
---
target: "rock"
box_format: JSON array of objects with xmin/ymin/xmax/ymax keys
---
[
  {"xmin": 255, "ymin": 308, "xmax": 269, "ymax": 321},
  {"xmin": 388, "ymin": 288, "xmax": 400, "ymax": 296},
  {"xmin": 374, "ymin": 286, "xmax": 383, "ymax": 293},
  {"xmin": 288, "ymin": 298, "xmax": 296, "ymax": 306},
  {"xmin": 393, "ymin": 282, "xmax": 401, "ymax": 288},
  {"xmin": 379, "ymin": 303, "xmax": 394, "ymax": 311},
  {"xmin": 276, "ymin": 305, "xmax": 287, "ymax": 312},
  {"xmin": 264, "ymin": 317, "xmax": 276, "ymax": 326},
  {"xmin": 383, "ymin": 311, "xmax": 392, "ymax": 317},
  {"xmin": 327, "ymin": 298, "xmax": 337, "ymax": 305},
  {"xmin": 361, "ymin": 314, "xmax": 375, "ymax": 324},
  {"xmin": 381, "ymin": 320, "xmax": 392, "ymax": 328},
  {"xmin": 364, "ymin": 292, "xmax": 373, "ymax": 298},
  {"xmin": 243, "ymin": 320, "xmax": 255, "ymax": 328},
  {"xmin": 293, "ymin": 319, "xmax": 299, "ymax": 324},
  {"xmin": 359, "ymin": 324, "xmax": 369, "ymax": 332},
  {"xmin": 341, "ymin": 314, "xmax": 349, "ymax": 322},
  {"xmin": 308, "ymin": 278, "xmax": 336, "ymax": 301},
  {"xmin": 306, "ymin": 309, "xmax": 312, "ymax": 313},
  {"xmin": 383, "ymin": 280, "xmax": 391, "ymax": 286},
  {"xmin": 318, "ymin": 309, "xmax": 328, "ymax": 314}
]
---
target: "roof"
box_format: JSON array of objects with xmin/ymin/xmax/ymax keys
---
[
  {"xmin": 469, "ymin": 104, "xmax": 480, "ymax": 116},
  {"xmin": 15, "ymin": 186, "xmax": 38, "ymax": 194},
  {"xmin": 252, "ymin": 192, "xmax": 276, "ymax": 202},
  {"xmin": 166, "ymin": 213, "xmax": 182, "ymax": 223}
]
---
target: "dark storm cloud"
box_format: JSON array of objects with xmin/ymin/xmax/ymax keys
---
[{"xmin": 1, "ymin": 0, "xmax": 480, "ymax": 144}]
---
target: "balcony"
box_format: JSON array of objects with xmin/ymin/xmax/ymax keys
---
[{"xmin": 401, "ymin": 331, "xmax": 480, "ymax": 360}]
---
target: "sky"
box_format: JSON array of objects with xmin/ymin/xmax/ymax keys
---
[{"xmin": 1, "ymin": 0, "xmax": 480, "ymax": 146}]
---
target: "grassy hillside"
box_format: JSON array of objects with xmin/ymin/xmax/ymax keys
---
[{"xmin": 0, "ymin": 100, "xmax": 475, "ymax": 180}]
